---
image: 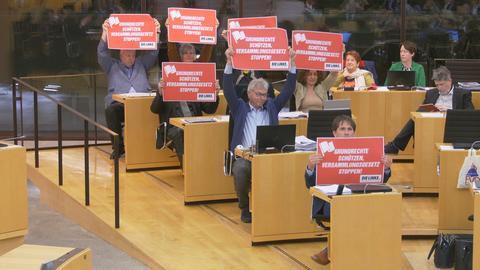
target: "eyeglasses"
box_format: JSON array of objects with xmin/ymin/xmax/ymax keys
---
[{"xmin": 253, "ymin": 92, "xmax": 267, "ymax": 98}]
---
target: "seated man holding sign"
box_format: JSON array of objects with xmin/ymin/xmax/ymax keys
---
[
  {"xmin": 98, "ymin": 17, "xmax": 160, "ymax": 159},
  {"xmin": 223, "ymin": 47, "xmax": 296, "ymax": 223},
  {"xmin": 305, "ymin": 115, "xmax": 392, "ymax": 265}
]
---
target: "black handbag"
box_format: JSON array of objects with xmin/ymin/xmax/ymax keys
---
[
  {"xmin": 428, "ymin": 234, "xmax": 456, "ymax": 268},
  {"xmin": 156, "ymin": 122, "xmax": 167, "ymax": 149},
  {"xmin": 455, "ymin": 236, "xmax": 473, "ymax": 270}
]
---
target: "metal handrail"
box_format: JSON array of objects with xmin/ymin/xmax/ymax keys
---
[{"xmin": 11, "ymin": 77, "xmax": 121, "ymax": 228}]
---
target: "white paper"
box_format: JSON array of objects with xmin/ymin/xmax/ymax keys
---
[
  {"xmin": 420, "ymin": 112, "xmax": 445, "ymax": 118},
  {"xmin": 439, "ymin": 145, "xmax": 454, "ymax": 151},
  {"xmin": 295, "ymin": 135, "xmax": 316, "ymax": 151},
  {"xmin": 214, "ymin": 115, "xmax": 230, "ymax": 122},
  {"xmin": 279, "ymin": 111, "xmax": 308, "ymax": 119},
  {"xmin": 122, "ymin": 92, "xmax": 155, "ymax": 97},
  {"xmin": 314, "ymin": 185, "xmax": 352, "ymax": 195},
  {"xmin": 375, "ymin": 87, "xmax": 389, "ymax": 91}
]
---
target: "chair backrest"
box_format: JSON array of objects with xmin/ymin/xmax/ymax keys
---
[
  {"xmin": 307, "ymin": 109, "xmax": 352, "ymax": 140},
  {"xmin": 435, "ymin": 59, "xmax": 480, "ymax": 83}
]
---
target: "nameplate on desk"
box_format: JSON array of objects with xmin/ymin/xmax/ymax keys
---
[
  {"xmin": 183, "ymin": 118, "xmax": 217, "ymax": 124},
  {"xmin": 120, "ymin": 93, "xmax": 155, "ymax": 98}
]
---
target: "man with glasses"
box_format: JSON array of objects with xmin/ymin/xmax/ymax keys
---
[{"xmin": 222, "ymin": 47, "xmax": 296, "ymax": 223}]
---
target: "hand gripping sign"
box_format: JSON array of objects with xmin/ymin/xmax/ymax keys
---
[
  {"xmin": 228, "ymin": 28, "xmax": 289, "ymax": 71},
  {"xmin": 167, "ymin": 8, "xmax": 217, "ymax": 44},
  {"xmin": 227, "ymin": 16, "xmax": 277, "ymax": 29},
  {"xmin": 292, "ymin": 30, "xmax": 343, "ymax": 71},
  {"xmin": 316, "ymin": 137, "xmax": 384, "ymax": 185},
  {"xmin": 107, "ymin": 14, "xmax": 157, "ymax": 50},
  {"xmin": 162, "ymin": 62, "xmax": 217, "ymax": 102}
]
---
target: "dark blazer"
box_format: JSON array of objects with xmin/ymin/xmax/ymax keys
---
[
  {"xmin": 223, "ymin": 71, "xmax": 296, "ymax": 151},
  {"xmin": 150, "ymin": 93, "xmax": 219, "ymax": 126},
  {"xmin": 305, "ymin": 167, "xmax": 391, "ymax": 218},
  {"xmin": 423, "ymin": 87, "xmax": 474, "ymax": 110}
]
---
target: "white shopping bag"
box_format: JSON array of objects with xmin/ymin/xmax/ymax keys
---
[{"xmin": 457, "ymin": 148, "xmax": 480, "ymax": 189}]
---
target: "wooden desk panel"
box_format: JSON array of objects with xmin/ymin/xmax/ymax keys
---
[
  {"xmin": 0, "ymin": 144, "xmax": 27, "ymax": 254},
  {"xmin": 412, "ymin": 113, "xmax": 445, "ymax": 191},
  {"xmin": 310, "ymin": 188, "xmax": 402, "ymax": 270},
  {"xmin": 437, "ymin": 146, "xmax": 474, "ymax": 232},
  {"xmin": 113, "ymin": 96, "xmax": 179, "ymax": 170},
  {"xmin": 332, "ymin": 91, "xmax": 386, "ymax": 137},
  {"xmin": 384, "ymin": 91, "xmax": 424, "ymax": 156},
  {"xmin": 251, "ymin": 152, "xmax": 321, "ymax": 243},
  {"xmin": 474, "ymin": 192, "xmax": 480, "ymax": 269}
]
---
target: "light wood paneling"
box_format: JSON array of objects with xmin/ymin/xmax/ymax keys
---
[
  {"xmin": 412, "ymin": 113, "xmax": 445, "ymax": 191},
  {"xmin": 437, "ymin": 146, "xmax": 474, "ymax": 232},
  {"xmin": 0, "ymin": 143, "xmax": 27, "ymax": 253},
  {"xmin": 474, "ymin": 192, "xmax": 480, "ymax": 270}
]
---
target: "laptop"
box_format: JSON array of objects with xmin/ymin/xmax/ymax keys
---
[
  {"xmin": 323, "ymin": 99, "xmax": 351, "ymax": 110},
  {"xmin": 443, "ymin": 110, "xmax": 480, "ymax": 149},
  {"xmin": 386, "ymin": 71, "xmax": 416, "ymax": 90},
  {"xmin": 256, "ymin": 124, "xmax": 296, "ymax": 153}
]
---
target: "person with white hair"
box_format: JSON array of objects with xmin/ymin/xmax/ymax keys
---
[{"xmin": 222, "ymin": 47, "xmax": 296, "ymax": 223}]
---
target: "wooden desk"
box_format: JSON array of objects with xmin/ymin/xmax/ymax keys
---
[
  {"xmin": 170, "ymin": 116, "xmax": 308, "ymax": 203},
  {"xmin": 411, "ymin": 112, "xmax": 445, "ymax": 192},
  {"xmin": 0, "ymin": 143, "xmax": 27, "ymax": 255},
  {"xmin": 332, "ymin": 90, "xmax": 480, "ymax": 161},
  {"xmin": 473, "ymin": 190, "xmax": 480, "ymax": 269},
  {"xmin": 437, "ymin": 144, "xmax": 474, "ymax": 233},
  {"xmin": 0, "ymin": 244, "xmax": 92, "ymax": 270},
  {"xmin": 235, "ymin": 150, "xmax": 323, "ymax": 243},
  {"xmin": 112, "ymin": 93, "xmax": 227, "ymax": 170},
  {"xmin": 332, "ymin": 90, "xmax": 424, "ymax": 159},
  {"xmin": 310, "ymin": 187, "xmax": 402, "ymax": 270}
]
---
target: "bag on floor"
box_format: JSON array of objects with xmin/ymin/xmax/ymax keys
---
[
  {"xmin": 457, "ymin": 148, "xmax": 480, "ymax": 189},
  {"xmin": 454, "ymin": 236, "xmax": 473, "ymax": 270},
  {"xmin": 428, "ymin": 233, "xmax": 456, "ymax": 268}
]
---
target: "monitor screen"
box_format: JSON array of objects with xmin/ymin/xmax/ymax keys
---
[
  {"xmin": 341, "ymin": 32, "xmax": 352, "ymax": 43},
  {"xmin": 386, "ymin": 70, "xmax": 416, "ymax": 88},
  {"xmin": 447, "ymin": 30, "xmax": 459, "ymax": 43},
  {"xmin": 256, "ymin": 124, "xmax": 296, "ymax": 153},
  {"xmin": 443, "ymin": 110, "xmax": 480, "ymax": 148}
]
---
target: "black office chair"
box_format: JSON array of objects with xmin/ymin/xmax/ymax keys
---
[{"xmin": 307, "ymin": 109, "xmax": 352, "ymax": 140}]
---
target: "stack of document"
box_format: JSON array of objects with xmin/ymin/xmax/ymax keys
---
[
  {"xmin": 458, "ymin": 82, "xmax": 480, "ymax": 90},
  {"xmin": 295, "ymin": 135, "xmax": 316, "ymax": 151},
  {"xmin": 314, "ymin": 185, "xmax": 352, "ymax": 195},
  {"xmin": 279, "ymin": 111, "xmax": 308, "ymax": 119}
]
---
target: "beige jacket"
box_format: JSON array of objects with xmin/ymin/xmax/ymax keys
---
[{"xmin": 294, "ymin": 72, "xmax": 337, "ymax": 110}]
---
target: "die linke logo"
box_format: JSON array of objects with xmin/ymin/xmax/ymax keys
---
[
  {"xmin": 169, "ymin": 10, "xmax": 181, "ymax": 20},
  {"xmin": 164, "ymin": 65, "xmax": 177, "ymax": 77},
  {"xmin": 229, "ymin": 21, "xmax": 241, "ymax": 29},
  {"xmin": 109, "ymin": 16, "xmax": 120, "ymax": 26},
  {"xmin": 231, "ymin": 31, "xmax": 246, "ymax": 43},
  {"xmin": 294, "ymin": 33, "xmax": 307, "ymax": 45}
]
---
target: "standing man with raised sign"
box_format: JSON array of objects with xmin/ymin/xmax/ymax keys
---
[
  {"xmin": 98, "ymin": 17, "xmax": 160, "ymax": 159},
  {"xmin": 223, "ymin": 47, "xmax": 296, "ymax": 223},
  {"xmin": 304, "ymin": 115, "xmax": 392, "ymax": 265}
]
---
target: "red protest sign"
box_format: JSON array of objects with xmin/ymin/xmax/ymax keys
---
[
  {"xmin": 162, "ymin": 62, "xmax": 217, "ymax": 102},
  {"xmin": 228, "ymin": 16, "xmax": 277, "ymax": 29},
  {"xmin": 315, "ymin": 137, "xmax": 384, "ymax": 185},
  {"xmin": 107, "ymin": 14, "xmax": 157, "ymax": 50},
  {"xmin": 229, "ymin": 28, "xmax": 289, "ymax": 71},
  {"xmin": 292, "ymin": 30, "xmax": 343, "ymax": 71},
  {"xmin": 167, "ymin": 8, "xmax": 217, "ymax": 44}
]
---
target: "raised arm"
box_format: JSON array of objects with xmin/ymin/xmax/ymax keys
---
[
  {"xmin": 273, "ymin": 47, "xmax": 297, "ymax": 111},
  {"xmin": 222, "ymin": 48, "xmax": 242, "ymax": 114},
  {"xmin": 138, "ymin": 18, "xmax": 160, "ymax": 70},
  {"xmin": 97, "ymin": 19, "xmax": 114, "ymax": 73}
]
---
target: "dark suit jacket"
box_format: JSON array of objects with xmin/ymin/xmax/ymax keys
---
[
  {"xmin": 305, "ymin": 167, "xmax": 391, "ymax": 218},
  {"xmin": 150, "ymin": 93, "xmax": 219, "ymax": 126},
  {"xmin": 423, "ymin": 87, "xmax": 474, "ymax": 110}
]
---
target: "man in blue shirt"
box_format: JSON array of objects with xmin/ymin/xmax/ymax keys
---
[
  {"xmin": 223, "ymin": 47, "xmax": 296, "ymax": 223},
  {"xmin": 98, "ymin": 18, "xmax": 160, "ymax": 159}
]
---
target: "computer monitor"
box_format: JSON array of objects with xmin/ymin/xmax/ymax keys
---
[
  {"xmin": 443, "ymin": 110, "xmax": 480, "ymax": 149},
  {"xmin": 256, "ymin": 124, "xmax": 296, "ymax": 153},
  {"xmin": 323, "ymin": 99, "xmax": 351, "ymax": 110},
  {"xmin": 386, "ymin": 70, "xmax": 416, "ymax": 88}
]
